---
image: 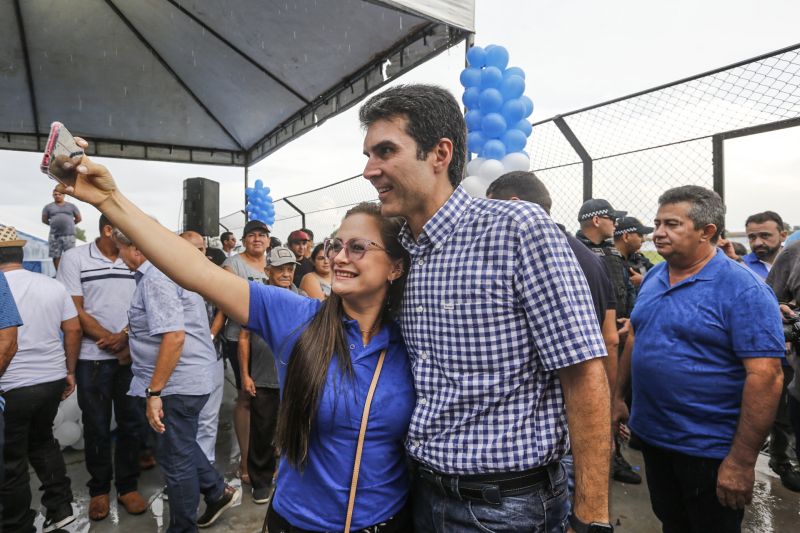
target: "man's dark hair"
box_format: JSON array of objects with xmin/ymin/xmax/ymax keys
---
[
  {"xmin": 220, "ymin": 231, "xmax": 234, "ymax": 242},
  {"xmin": 300, "ymin": 228, "xmax": 314, "ymax": 241},
  {"xmin": 98, "ymin": 214, "xmax": 112, "ymax": 234},
  {"xmin": 731, "ymin": 241, "xmax": 748, "ymax": 257},
  {"xmin": 485, "ymin": 171, "xmax": 552, "ymax": 214},
  {"xmin": 270, "ymin": 236, "xmax": 282, "ymax": 249},
  {"xmin": 658, "ymin": 185, "xmax": 725, "ymax": 244},
  {"xmin": 359, "ymin": 84, "xmax": 466, "ymax": 188},
  {"xmin": 745, "ymin": 211, "xmax": 784, "ymax": 231},
  {"xmin": 0, "ymin": 246, "xmax": 24, "ymax": 264}
]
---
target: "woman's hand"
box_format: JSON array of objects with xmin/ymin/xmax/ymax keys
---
[
  {"xmin": 55, "ymin": 137, "xmax": 118, "ymax": 208},
  {"xmin": 242, "ymin": 375, "xmax": 257, "ymax": 397}
]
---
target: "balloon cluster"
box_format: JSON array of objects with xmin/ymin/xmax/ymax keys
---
[
  {"xmin": 245, "ymin": 179, "xmax": 275, "ymax": 226},
  {"xmin": 459, "ymin": 44, "xmax": 533, "ymax": 198},
  {"xmin": 52, "ymin": 391, "xmax": 86, "ymax": 450}
]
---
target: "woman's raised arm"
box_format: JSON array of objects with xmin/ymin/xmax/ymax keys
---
[{"xmin": 59, "ymin": 137, "xmax": 250, "ymax": 325}]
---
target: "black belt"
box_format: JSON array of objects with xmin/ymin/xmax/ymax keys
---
[{"xmin": 413, "ymin": 461, "xmax": 552, "ymax": 505}]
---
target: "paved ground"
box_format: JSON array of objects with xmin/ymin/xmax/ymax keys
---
[{"xmin": 23, "ymin": 368, "xmax": 800, "ymax": 532}]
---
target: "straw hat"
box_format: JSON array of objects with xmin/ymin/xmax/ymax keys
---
[{"xmin": 0, "ymin": 226, "xmax": 27, "ymax": 248}]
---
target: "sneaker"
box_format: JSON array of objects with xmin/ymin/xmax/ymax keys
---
[
  {"xmin": 197, "ymin": 484, "xmax": 239, "ymax": 528},
  {"xmin": 42, "ymin": 506, "xmax": 75, "ymax": 533},
  {"xmin": 161, "ymin": 484, "xmax": 169, "ymax": 501},
  {"xmin": 612, "ymin": 452, "xmax": 642, "ymax": 484},
  {"xmin": 252, "ymin": 486, "xmax": 271, "ymax": 504},
  {"xmin": 771, "ymin": 463, "xmax": 800, "ymax": 492}
]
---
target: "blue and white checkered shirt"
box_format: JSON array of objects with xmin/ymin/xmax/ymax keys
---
[{"xmin": 400, "ymin": 186, "xmax": 607, "ymax": 475}]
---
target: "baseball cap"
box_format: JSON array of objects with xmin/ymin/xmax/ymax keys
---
[
  {"xmin": 578, "ymin": 199, "xmax": 627, "ymax": 222},
  {"xmin": 242, "ymin": 220, "xmax": 270, "ymax": 237},
  {"xmin": 269, "ymin": 246, "xmax": 299, "ymax": 267},
  {"xmin": 614, "ymin": 216, "xmax": 654, "ymax": 238},
  {"xmin": 288, "ymin": 230, "xmax": 311, "ymax": 243}
]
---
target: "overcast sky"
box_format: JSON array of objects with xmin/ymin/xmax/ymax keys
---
[{"xmin": 3, "ymin": 0, "xmax": 799, "ymax": 242}]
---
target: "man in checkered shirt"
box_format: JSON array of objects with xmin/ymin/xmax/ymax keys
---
[{"xmin": 360, "ymin": 85, "xmax": 613, "ymax": 533}]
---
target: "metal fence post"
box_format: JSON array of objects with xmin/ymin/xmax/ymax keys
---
[
  {"xmin": 553, "ymin": 116, "xmax": 593, "ymax": 201},
  {"xmin": 283, "ymin": 198, "xmax": 306, "ymax": 229},
  {"xmin": 712, "ymin": 134, "xmax": 724, "ymax": 201}
]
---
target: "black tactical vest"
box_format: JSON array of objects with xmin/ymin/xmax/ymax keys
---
[{"xmin": 576, "ymin": 231, "xmax": 634, "ymax": 318}]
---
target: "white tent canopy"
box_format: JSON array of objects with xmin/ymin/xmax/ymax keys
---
[{"xmin": 1, "ymin": 0, "xmax": 473, "ymax": 166}]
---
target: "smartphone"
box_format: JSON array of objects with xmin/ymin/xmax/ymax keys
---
[{"xmin": 40, "ymin": 122, "xmax": 84, "ymax": 185}]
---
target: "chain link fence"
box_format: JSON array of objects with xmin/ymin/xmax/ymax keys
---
[{"xmin": 219, "ymin": 42, "xmax": 800, "ymax": 242}]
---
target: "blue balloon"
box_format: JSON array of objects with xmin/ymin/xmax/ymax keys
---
[
  {"xmin": 462, "ymin": 87, "xmax": 481, "ymax": 109},
  {"xmin": 478, "ymin": 88, "xmax": 503, "ymax": 113},
  {"xmin": 502, "ymin": 129, "xmax": 528, "ymax": 153},
  {"xmin": 503, "ymin": 67, "xmax": 526, "ymax": 80},
  {"xmin": 500, "ymin": 75, "xmax": 525, "ymax": 100},
  {"xmin": 486, "ymin": 45, "xmax": 509, "ymax": 70},
  {"xmin": 483, "ymin": 139, "xmax": 507, "ymax": 160},
  {"xmin": 481, "ymin": 113, "xmax": 507, "ymax": 139},
  {"xmin": 480, "ymin": 66, "xmax": 503, "ymax": 90},
  {"xmin": 254, "ymin": 179, "xmax": 264, "ymax": 189},
  {"xmin": 466, "ymin": 46, "xmax": 487, "ymax": 68},
  {"xmin": 245, "ymin": 187, "xmax": 255, "ymax": 196},
  {"xmin": 467, "ymin": 131, "xmax": 486, "ymax": 154},
  {"xmin": 501, "ymin": 98, "xmax": 526, "ymax": 124},
  {"xmin": 459, "ymin": 67, "xmax": 482, "ymax": 88},
  {"xmin": 465, "ymin": 110, "xmax": 483, "ymax": 132},
  {"xmin": 520, "ymin": 95, "xmax": 534, "ymax": 118},
  {"xmin": 514, "ymin": 119, "xmax": 533, "ymax": 137}
]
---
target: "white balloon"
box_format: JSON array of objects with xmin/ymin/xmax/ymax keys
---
[
  {"xmin": 465, "ymin": 157, "xmax": 485, "ymax": 176},
  {"xmin": 110, "ymin": 411, "xmax": 117, "ymax": 432},
  {"xmin": 501, "ymin": 152, "xmax": 531, "ymax": 172},
  {"xmin": 460, "ymin": 175, "xmax": 488, "ymax": 198},
  {"xmin": 62, "ymin": 397, "xmax": 81, "ymax": 423},
  {"xmin": 71, "ymin": 437, "xmax": 85, "ymax": 450},
  {"xmin": 478, "ymin": 159, "xmax": 506, "ymax": 181},
  {"xmin": 54, "ymin": 421, "xmax": 82, "ymax": 447}
]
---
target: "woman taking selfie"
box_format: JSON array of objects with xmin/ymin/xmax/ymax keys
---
[
  {"xmin": 300, "ymin": 243, "xmax": 333, "ymax": 300},
  {"xmin": 58, "ymin": 140, "xmax": 415, "ymax": 532}
]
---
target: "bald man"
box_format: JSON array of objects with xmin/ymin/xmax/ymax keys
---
[{"xmin": 179, "ymin": 231, "xmax": 225, "ymax": 465}]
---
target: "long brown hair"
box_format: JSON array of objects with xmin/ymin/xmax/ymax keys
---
[{"xmin": 275, "ymin": 203, "xmax": 409, "ymax": 468}]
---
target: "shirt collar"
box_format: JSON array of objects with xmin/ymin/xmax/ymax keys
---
[
  {"xmin": 400, "ymin": 186, "xmax": 470, "ymax": 251},
  {"xmin": 660, "ymin": 248, "xmax": 726, "ymax": 286},
  {"xmin": 137, "ymin": 260, "xmax": 154, "ymax": 276}
]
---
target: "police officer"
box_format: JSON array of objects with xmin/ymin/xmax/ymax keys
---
[
  {"xmin": 576, "ymin": 199, "xmax": 641, "ymax": 485},
  {"xmin": 614, "ymin": 216, "xmax": 655, "ymax": 290}
]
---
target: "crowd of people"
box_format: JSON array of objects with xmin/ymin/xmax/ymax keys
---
[{"xmin": 0, "ymin": 84, "xmax": 798, "ymax": 533}]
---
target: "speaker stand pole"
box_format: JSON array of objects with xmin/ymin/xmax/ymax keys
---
[{"xmin": 243, "ymin": 155, "xmax": 250, "ymax": 223}]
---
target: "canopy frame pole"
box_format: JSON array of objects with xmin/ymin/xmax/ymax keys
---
[{"xmin": 13, "ymin": 0, "xmax": 41, "ymax": 149}]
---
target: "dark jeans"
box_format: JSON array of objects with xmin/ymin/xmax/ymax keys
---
[
  {"xmin": 248, "ymin": 387, "xmax": 279, "ymax": 490},
  {"xmin": 155, "ymin": 393, "xmax": 225, "ymax": 533},
  {"xmin": 412, "ymin": 462, "xmax": 569, "ymax": 532},
  {"xmin": 1, "ymin": 379, "xmax": 73, "ymax": 533},
  {"xmin": 76, "ymin": 359, "xmax": 143, "ymax": 496},
  {"xmin": 768, "ymin": 365, "xmax": 795, "ymax": 467},
  {"xmin": 640, "ymin": 440, "xmax": 743, "ymax": 533},
  {"xmin": 788, "ymin": 394, "xmax": 800, "ymax": 461}
]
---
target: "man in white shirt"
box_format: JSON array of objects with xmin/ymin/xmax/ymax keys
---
[
  {"xmin": 0, "ymin": 227, "xmax": 81, "ymax": 533},
  {"xmin": 57, "ymin": 215, "xmax": 147, "ymax": 520}
]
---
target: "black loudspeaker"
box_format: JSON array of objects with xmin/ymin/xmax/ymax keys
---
[{"xmin": 183, "ymin": 178, "xmax": 219, "ymax": 236}]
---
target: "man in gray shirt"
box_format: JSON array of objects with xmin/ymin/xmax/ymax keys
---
[
  {"xmin": 42, "ymin": 188, "xmax": 82, "ymax": 270},
  {"xmin": 112, "ymin": 226, "xmax": 239, "ymax": 531}
]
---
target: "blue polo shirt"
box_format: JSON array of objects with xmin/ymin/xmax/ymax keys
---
[
  {"xmin": 247, "ymin": 283, "xmax": 414, "ymax": 531},
  {"xmin": 629, "ymin": 249, "xmax": 784, "ymax": 459},
  {"xmin": 741, "ymin": 251, "xmax": 770, "ymax": 279}
]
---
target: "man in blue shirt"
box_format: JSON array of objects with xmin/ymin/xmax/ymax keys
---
[
  {"xmin": 113, "ymin": 226, "xmax": 239, "ymax": 532},
  {"xmin": 360, "ymin": 85, "xmax": 613, "ymax": 533},
  {"xmin": 614, "ymin": 186, "xmax": 785, "ymax": 532}
]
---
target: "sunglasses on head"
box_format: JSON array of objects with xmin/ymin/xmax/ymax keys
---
[{"xmin": 323, "ymin": 237, "xmax": 387, "ymax": 261}]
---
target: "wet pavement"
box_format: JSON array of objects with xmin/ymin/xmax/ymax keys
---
[{"xmin": 22, "ymin": 367, "xmax": 800, "ymax": 532}]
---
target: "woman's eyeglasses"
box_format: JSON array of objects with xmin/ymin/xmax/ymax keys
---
[{"xmin": 323, "ymin": 237, "xmax": 387, "ymax": 261}]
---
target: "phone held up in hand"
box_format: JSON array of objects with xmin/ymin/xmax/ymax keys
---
[{"xmin": 40, "ymin": 121, "xmax": 84, "ymax": 185}]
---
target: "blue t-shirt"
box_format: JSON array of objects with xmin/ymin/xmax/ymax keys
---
[
  {"xmin": 247, "ymin": 283, "xmax": 414, "ymax": 531},
  {"xmin": 741, "ymin": 251, "xmax": 769, "ymax": 280},
  {"xmin": 629, "ymin": 249, "xmax": 784, "ymax": 459}
]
